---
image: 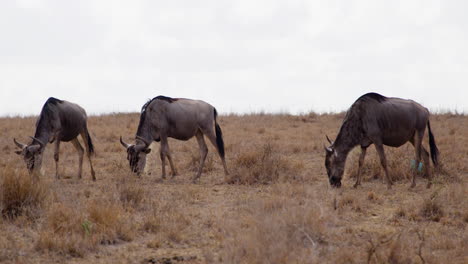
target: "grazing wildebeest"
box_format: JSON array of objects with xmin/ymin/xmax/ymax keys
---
[
  {"xmin": 14, "ymin": 97, "xmax": 96, "ymax": 180},
  {"xmin": 120, "ymin": 96, "xmax": 229, "ymax": 182},
  {"xmin": 324, "ymin": 93, "xmax": 439, "ymax": 189}
]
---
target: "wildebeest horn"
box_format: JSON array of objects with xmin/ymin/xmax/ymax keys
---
[
  {"xmin": 136, "ymin": 136, "xmax": 150, "ymax": 147},
  {"xmin": 324, "ymin": 145, "xmax": 333, "ymax": 153},
  {"xmin": 326, "ymin": 135, "xmax": 334, "ymax": 145},
  {"xmin": 13, "ymin": 138, "xmax": 26, "ymax": 149},
  {"xmin": 30, "ymin": 136, "xmax": 45, "ymax": 147},
  {"xmin": 120, "ymin": 136, "xmax": 131, "ymax": 148}
]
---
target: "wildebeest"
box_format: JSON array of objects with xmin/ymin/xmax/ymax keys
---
[
  {"xmin": 14, "ymin": 97, "xmax": 96, "ymax": 180},
  {"xmin": 120, "ymin": 96, "xmax": 229, "ymax": 182},
  {"xmin": 324, "ymin": 93, "xmax": 439, "ymax": 189}
]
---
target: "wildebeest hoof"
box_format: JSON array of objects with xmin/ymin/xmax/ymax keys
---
[
  {"xmin": 410, "ymin": 182, "xmax": 416, "ymax": 188},
  {"xmin": 426, "ymin": 182, "xmax": 432, "ymax": 189},
  {"xmin": 353, "ymin": 183, "xmax": 360, "ymax": 188}
]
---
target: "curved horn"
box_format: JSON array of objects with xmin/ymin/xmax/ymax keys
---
[
  {"xmin": 136, "ymin": 136, "xmax": 150, "ymax": 147},
  {"xmin": 13, "ymin": 138, "xmax": 26, "ymax": 149},
  {"xmin": 326, "ymin": 135, "xmax": 334, "ymax": 145},
  {"xmin": 120, "ymin": 136, "xmax": 131, "ymax": 148},
  {"xmin": 30, "ymin": 136, "xmax": 45, "ymax": 147}
]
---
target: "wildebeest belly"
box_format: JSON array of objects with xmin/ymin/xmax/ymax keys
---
[
  {"xmin": 59, "ymin": 124, "xmax": 83, "ymax": 142},
  {"xmin": 381, "ymin": 130, "xmax": 414, "ymax": 147}
]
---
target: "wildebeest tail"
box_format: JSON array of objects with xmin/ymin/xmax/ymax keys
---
[
  {"xmin": 214, "ymin": 108, "xmax": 225, "ymax": 159},
  {"xmin": 427, "ymin": 120, "xmax": 439, "ymax": 167},
  {"xmin": 86, "ymin": 130, "xmax": 95, "ymax": 155}
]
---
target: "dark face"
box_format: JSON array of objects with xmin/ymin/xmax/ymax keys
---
[
  {"xmin": 126, "ymin": 145, "xmax": 151, "ymax": 175},
  {"xmin": 15, "ymin": 145, "xmax": 44, "ymax": 174},
  {"xmin": 325, "ymin": 148, "xmax": 345, "ymax": 187}
]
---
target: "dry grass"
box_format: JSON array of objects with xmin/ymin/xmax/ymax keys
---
[
  {"xmin": 0, "ymin": 112, "xmax": 466, "ymax": 263},
  {"xmin": 0, "ymin": 165, "xmax": 49, "ymax": 220}
]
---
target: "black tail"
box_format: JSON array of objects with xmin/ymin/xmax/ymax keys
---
[
  {"xmin": 214, "ymin": 109, "xmax": 225, "ymax": 159},
  {"xmin": 427, "ymin": 120, "xmax": 439, "ymax": 167},
  {"xmin": 86, "ymin": 130, "xmax": 95, "ymax": 155}
]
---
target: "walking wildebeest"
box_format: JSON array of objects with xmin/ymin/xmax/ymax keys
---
[
  {"xmin": 324, "ymin": 93, "xmax": 439, "ymax": 189},
  {"xmin": 120, "ymin": 96, "xmax": 229, "ymax": 182},
  {"xmin": 14, "ymin": 97, "xmax": 96, "ymax": 180}
]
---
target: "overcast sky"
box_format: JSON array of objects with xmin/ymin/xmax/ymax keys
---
[{"xmin": 1, "ymin": 0, "xmax": 467, "ymax": 116}]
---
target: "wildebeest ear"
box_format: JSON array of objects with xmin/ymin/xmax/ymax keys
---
[
  {"xmin": 28, "ymin": 145, "xmax": 41, "ymax": 153},
  {"xmin": 144, "ymin": 148, "xmax": 151, "ymax": 154},
  {"xmin": 15, "ymin": 150, "xmax": 23, "ymax": 155},
  {"xmin": 324, "ymin": 146, "xmax": 333, "ymax": 154}
]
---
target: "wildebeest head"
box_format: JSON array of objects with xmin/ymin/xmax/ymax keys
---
[
  {"xmin": 324, "ymin": 136, "xmax": 345, "ymax": 187},
  {"xmin": 14, "ymin": 137, "xmax": 45, "ymax": 174},
  {"xmin": 120, "ymin": 136, "xmax": 151, "ymax": 175}
]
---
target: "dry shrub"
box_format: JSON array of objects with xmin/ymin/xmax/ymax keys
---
[
  {"xmin": 185, "ymin": 152, "xmax": 214, "ymax": 173},
  {"xmin": 36, "ymin": 200, "xmax": 134, "ymax": 257},
  {"xmin": 227, "ymin": 143, "xmax": 299, "ymax": 184},
  {"xmin": 142, "ymin": 198, "xmax": 191, "ymax": 246},
  {"xmin": 420, "ymin": 199, "xmax": 444, "ymax": 222},
  {"xmin": 117, "ymin": 181, "xmax": 145, "ymax": 209},
  {"xmin": 0, "ymin": 166, "xmax": 48, "ymax": 220},
  {"xmin": 218, "ymin": 198, "xmax": 330, "ymax": 263}
]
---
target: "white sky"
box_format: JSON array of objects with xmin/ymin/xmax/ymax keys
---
[{"xmin": 1, "ymin": 0, "xmax": 467, "ymax": 116}]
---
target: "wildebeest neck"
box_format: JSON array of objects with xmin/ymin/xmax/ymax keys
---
[
  {"xmin": 333, "ymin": 112, "xmax": 363, "ymax": 156},
  {"xmin": 33, "ymin": 98, "xmax": 60, "ymax": 145}
]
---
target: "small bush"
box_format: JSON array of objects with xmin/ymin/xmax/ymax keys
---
[
  {"xmin": 420, "ymin": 199, "xmax": 444, "ymax": 222},
  {"xmin": 0, "ymin": 166, "xmax": 48, "ymax": 220},
  {"xmin": 118, "ymin": 182, "xmax": 145, "ymax": 209},
  {"xmin": 226, "ymin": 143, "xmax": 298, "ymax": 185},
  {"xmin": 185, "ymin": 152, "xmax": 214, "ymax": 173}
]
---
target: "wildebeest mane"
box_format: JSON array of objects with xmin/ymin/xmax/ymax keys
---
[
  {"xmin": 356, "ymin": 92, "xmax": 387, "ymax": 103},
  {"xmin": 34, "ymin": 97, "xmax": 63, "ymax": 138},
  {"xmin": 137, "ymin": 96, "xmax": 178, "ymax": 136}
]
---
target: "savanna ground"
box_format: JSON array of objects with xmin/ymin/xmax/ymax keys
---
[{"xmin": 0, "ymin": 112, "xmax": 467, "ymax": 264}]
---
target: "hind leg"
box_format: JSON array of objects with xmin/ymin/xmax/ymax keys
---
[
  {"xmin": 81, "ymin": 132, "xmax": 96, "ymax": 181},
  {"xmin": 203, "ymin": 127, "xmax": 229, "ymax": 175},
  {"xmin": 421, "ymin": 146, "xmax": 432, "ymax": 188},
  {"xmin": 193, "ymin": 131, "xmax": 208, "ymax": 182},
  {"xmin": 53, "ymin": 140, "xmax": 61, "ymax": 179},
  {"xmin": 410, "ymin": 132, "xmax": 424, "ymax": 188},
  {"xmin": 71, "ymin": 138, "xmax": 84, "ymax": 179}
]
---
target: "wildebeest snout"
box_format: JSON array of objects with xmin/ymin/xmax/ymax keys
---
[{"xmin": 330, "ymin": 177, "xmax": 342, "ymax": 188}]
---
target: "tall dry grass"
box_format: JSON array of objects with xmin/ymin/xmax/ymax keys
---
[{"xmin": 0, "ymin": 165, "xmax": 49, "ymax": 220}]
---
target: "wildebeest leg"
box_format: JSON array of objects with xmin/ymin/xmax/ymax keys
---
[
  {"xmin": 193, "ymin": 131, "xmax": 208, "ymax": 182},
  {"xmin": 374, "ymin": 143, "xmax": 392, "ymax": 189},
  {"xmin": 54, "ymin": 140, "xmax": 60, "ymax": 179},
  {"xmin": 165, "ymin": 144, "xmax": 177, "ymax": 177},
  {"xmin": 421, "ymin": 146, "xmax": 432, "ymax": 188},
  {"xmin": 71, "ymin": 138, "xmax": 84, "ymax": 179},
  {"xmin": 203, "ymin": 128, "xmax": 229, "ymax": 175},
  {"xmin": 80, "ymin": 132, "xmax": 96, "ymax": 181},
  {"xmin": 354, "ymin": 146, "xmax": 367, "ymax": 188},
  {"xmin": 159, "ymin": 137, "xmax": 169, "ymax": 179},
  {"xmin": 410, "ymin": 132, "xmax": 424, "ymax": 188}
]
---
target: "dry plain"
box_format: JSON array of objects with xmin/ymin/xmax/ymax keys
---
[{"xmin": 0, "ymin": 112, "xmax": 467, "ymax": 263}]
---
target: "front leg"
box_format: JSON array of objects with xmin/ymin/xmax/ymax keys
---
[
  {"xmin": 354, "ymin": 146, "xmax": 367, "ymax": 188},
  {"xmin": 54, "ymin": 140, "xmax": 61, "ymax": 179},
  {"xmin": 159, "ymin": 137, "xmax": 169, "ymax": 179},
  {"xmin": 375, "ymin": 143, "xmax": 392, "ymax": 189}
]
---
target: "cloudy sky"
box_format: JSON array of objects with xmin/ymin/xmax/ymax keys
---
[{"xmin": 1, "ymin": 0, "xmax": 467, "ymax": 116}]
